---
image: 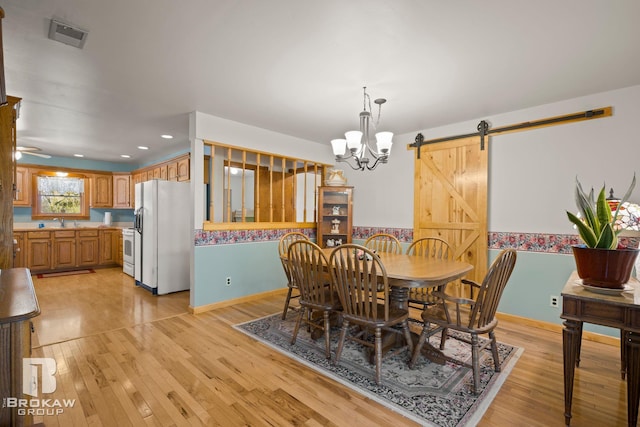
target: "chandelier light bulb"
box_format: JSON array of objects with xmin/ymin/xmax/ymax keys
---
[
  {"xmin": 375, "ymin": 132, "xmax": 393, "ymax": 155},
  {"xmin": 345, "ymin": 131, "xmax": 363, "ymax": 153},
  {"xmin": 331, "ymin": 139, "xmax": 347, "ymax": 156}
]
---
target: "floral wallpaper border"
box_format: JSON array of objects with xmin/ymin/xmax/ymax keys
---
[{"xmin": 194, "ymin": 226, "xmax": 639, "ymax": 254}]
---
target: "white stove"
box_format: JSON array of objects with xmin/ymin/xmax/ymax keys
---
[{"xmin": 122, "ymin": 228, "xmax": 135, "ymax": 276}]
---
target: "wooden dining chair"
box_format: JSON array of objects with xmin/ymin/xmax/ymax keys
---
[
  {"xmin": 329, "ymin": 244, "xmax": 413, "ymax": 385},
  {"xmin": 288, "ymin": 240, "xmax": 341, "ymax": 359},
  {"xmin": 278, "ymin": 231, "xmax": 310, "ymax": 319},
  {"xmin": 405, "ymin": 237, "xmax": 454, "ymax": 313},
  {"xmin": 364, "ymin": 233, "xmax": 403, "ymax": 254},
  {"xmin": 409, "ymin": 249, "xmax": 517, "ymax": 394}
]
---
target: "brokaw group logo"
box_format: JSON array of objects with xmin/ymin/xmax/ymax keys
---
[{"xmin": 2, "ymin": 358, "xmax": 76, "ymax": 417}]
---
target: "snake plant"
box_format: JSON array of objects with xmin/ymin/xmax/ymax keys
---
[{"xmin": 566, "ymin": 174, "xmax": 636, "ymax": 249}]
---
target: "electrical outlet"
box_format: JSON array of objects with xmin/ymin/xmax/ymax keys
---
[
  {"xmin": 225, "ymin": 277, "xmax": 232, "ymax": 286},
  {"xmin": 550, "ymin": 295, "xmax": 559, "ymax": 308}
]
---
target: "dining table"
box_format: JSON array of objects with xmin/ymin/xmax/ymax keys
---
[{"xmin": 321, "ymin": 247, "xmax": 474, "ymax": 363}]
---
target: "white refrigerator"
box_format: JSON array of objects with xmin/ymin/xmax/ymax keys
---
[{"xmin": 134, "ymin": 179, "xmax": 191, "ymax": 295}]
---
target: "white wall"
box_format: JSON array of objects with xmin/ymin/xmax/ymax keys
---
[{"xmin": 343, "ymin": 84, "xmax": 640, "ymax": 233}]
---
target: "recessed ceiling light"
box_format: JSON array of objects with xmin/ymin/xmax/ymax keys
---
[
  {"xmin": 73, "ymin": 154, "xmax": 84, "ymax": 157},
  {"xmin": 161, "ymin": 134, "xmax": 173, "ymax": 139},
  {"xmin": 120, "ymin": 154, "xmax": 131, "ymax": 158},
  {"xmin": 138, "ymin": 146, "xmax": 149, "ymax": 150}
]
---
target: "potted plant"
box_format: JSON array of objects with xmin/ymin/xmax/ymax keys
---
[{"xmin": 566, "ymin": 174, "xmax": 639, "ymax": 288}]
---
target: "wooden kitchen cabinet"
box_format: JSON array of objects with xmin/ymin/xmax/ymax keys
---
[
  {"xmin": 26, "ymin": 230, "xmax": 52, "ymax": 272},
  {"xmin": 317, "ymin": 186, "xmax": 353, "ymax": 248},
  {"xmin": 52, "ymin": 230, "xmax": 76, "ymax": 270},
  {"xmin": 116, "ymin": 232, "xmax": 123, "ymax": 266},
  {"xmin": 177, "ymin": 156, "xmax": 190, "ymax": 181},
  {"xmin": 13, "ymin": 232, "xmax": 25, "ymax": 268},
  {"xmin": 113, "ymin": 173, "xmax": 132, "ymax": 208},
  {"xmin": 13, "ymin": 166, "xmax": 31, "ymax": 206},
  {"xmin": 77, "ymin": 230, "xmax": 99, "ymax": 266},
  {"xmin": 91, "ymin": 173, "xmax": 113, "ymax": 208},
  {"xmin": 99, "ymin": 229, "xmax": 117, "ymax": 265},
  {"xmin": 167, "ymin": 162, "xmax": 178, "ymax": 181}
]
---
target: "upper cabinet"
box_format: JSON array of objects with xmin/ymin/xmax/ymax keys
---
[
  {"xmin": 13, "ymin": 166, "xmax": 30, "ymax": 206},
  {"xmin": 14, "ymin": 153, "xmax": 191, "ymax": 212},
  {"xmin": 133, "ymin": 153, "xmax": 190, "ymax": 184},
  {"xmin": 177, "ymin": 156, "xmax": 190, "ymax": 182},
  {"xmin": 90, "ymin": 173, "xmax": 113, "ymax": 208},
  {"xmin": 112, "ymin": 173, "xmax": 132, "ymax": 209}
]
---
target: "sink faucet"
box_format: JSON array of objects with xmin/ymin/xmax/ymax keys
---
[{"xmin": 53, "ymin": 217, "xmax": 65, "ymax": 228}]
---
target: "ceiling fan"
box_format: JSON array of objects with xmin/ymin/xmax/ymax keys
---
[{"xmin": 15, "ymin": 146, "xmax": 52, "ymax": 159}]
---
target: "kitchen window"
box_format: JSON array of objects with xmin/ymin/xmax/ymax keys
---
[{"xmin": 32, "ymin": 173, "xmax": 90, "ymax": 220}]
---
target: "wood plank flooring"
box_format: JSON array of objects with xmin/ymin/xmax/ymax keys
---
[{"xmin": 28, "ymin": 268, "xmax": 628, "ymax": 426}]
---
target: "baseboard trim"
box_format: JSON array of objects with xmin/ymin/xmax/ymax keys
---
[
  {"xmin": 496, "ymin": 312, "xmax": 620, "ymax": 347},
  {"xmin": 189, "ymin": 289, "xmax": 286, "ymax": 314}
]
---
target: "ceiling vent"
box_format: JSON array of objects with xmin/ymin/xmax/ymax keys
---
[{"xmin": 48, "ymin": 19, "xmax": 88, "ymax": 49}]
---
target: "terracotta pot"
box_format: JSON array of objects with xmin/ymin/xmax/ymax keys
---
[{"xmin": 572, "ymin": 245, "xmax": 640, "ymax": 289}]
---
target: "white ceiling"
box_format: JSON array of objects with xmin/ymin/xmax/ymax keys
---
[{"xmin": 3, "ymin": 0, "xmax": 640, "ymax": 165}]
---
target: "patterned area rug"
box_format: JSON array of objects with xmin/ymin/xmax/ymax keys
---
[{"xmin": 235, "ymin": 313, "xmax": 523, "ymax": 427}]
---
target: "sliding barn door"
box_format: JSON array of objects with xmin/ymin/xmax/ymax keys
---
[{"xmin": 414, "ymin": 136, "xmax": 488, "ymax": 290}]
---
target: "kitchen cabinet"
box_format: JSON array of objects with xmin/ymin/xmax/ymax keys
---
[
  {"xmin": 317, "ymin": 186, "xmax": 353, "ymax": 248},
  {"xmin": 26, "ymin": 230, "xmax": 52, "ymax": 272},
  {"xmin": 177, "ymin": 156, "xmax": 190, "ymax": 181},
  {"xmin": 116, "ymin": 232, "xmax": 123, "ymax": 266},
  {"xmin": 91, "ymin": 173, "xmax": 113, "ymax": 208},
  {"xmin": 13, "ymin": 232, "xmax": 25, "ymax": 268},
  {"xmin": 52, "ymin": 230, "xmax": 76, "ymax": 270},
  {"xmin": 152, "ymin": 167, "xmax": 162, "ymax": 179},
  {"xmin": 18, "ymin": 228, "xmax": 118, "ymax": 272},
  {"xmin": 113, "ymin": 173, "xmax": 132, "ymax": 208},
  {"xmin": 99, "ymin": 229, "xmax": 117, "ymax": 265},
  {"xmin": 167, "ymin": 162, "xmax": 178, "ymax": 181},
  {"xmin": 77, "ymin": 230, "xmax": 99, "ymax": 266},
  {"xmin": 13, "ymin": 166, "xmax": 31, "ymax": 206}
]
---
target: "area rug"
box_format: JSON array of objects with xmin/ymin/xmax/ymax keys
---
[
  {"xmin": 235, "ymin": 313, "xmax": 523, "ymax": 427},
  {"xmin": 36, "ymin": 269, "xmax": 95, "ymax": 278}
]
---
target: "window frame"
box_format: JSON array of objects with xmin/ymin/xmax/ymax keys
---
[{"xmin": 31, "ymin": 171, "xmax": 91, "ymax": 220}]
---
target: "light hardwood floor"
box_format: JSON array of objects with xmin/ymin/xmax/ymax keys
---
[{"xmin": 28, "ymin": 268, "xmax": 628, "ymax": 426}]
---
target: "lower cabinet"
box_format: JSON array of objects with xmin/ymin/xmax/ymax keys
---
[
  {"xmin": 19, "ymin": 228, "xmax": 119, "ymax": 273},
  {"xmin": 77, "ymin": 230, "xmax": 99, "ymax": 266},
  {"xmin": 99, "ymin": 229, "xmax": 117, "ymax": 265},
  {"xmin": 53, "ymin": 230, "xmax": 76, "ymax": 270},
  {"xmin": 26, "ymin": 231, "xmax": 52, "ymax": 271}
]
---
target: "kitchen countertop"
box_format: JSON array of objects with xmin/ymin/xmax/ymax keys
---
[{"xmin": 14, "ymin": 222, "xmax": 133, "ymax": 232}]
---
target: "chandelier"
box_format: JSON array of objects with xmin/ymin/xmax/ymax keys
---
[{"xmin": 330, "ymin": 87, "xmax": 393, "ymax": 171}]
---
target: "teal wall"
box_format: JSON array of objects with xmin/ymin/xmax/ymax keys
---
[
  {"xmin": 14, "ymin": 206, "xmax": 134, "ymax": 224},
  {"xmin": 17, "ymin": 155, "xmax": 133, "ymax": 172},
  {"xmin": 193, "ymin": 241, "xmax": 286, "ymax": 306},
  {"xmin": 493, "ymin": 249, "xmax": 618, "ymax": 336}
]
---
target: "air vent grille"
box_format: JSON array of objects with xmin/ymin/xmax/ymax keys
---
[{"xmin": 48, "ymin": 19, "xmax": 88, "ymax": 49}]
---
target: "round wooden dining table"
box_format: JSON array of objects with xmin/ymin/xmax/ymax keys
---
[{"xmin": 321, "ymin": 248, "xmax": 474, "ymax": 363}]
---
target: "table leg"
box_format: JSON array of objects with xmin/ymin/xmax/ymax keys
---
[
  {"xmin": 386, "ymin": 286, "xmax": 446, "ymax": 365},
  {"xmin": 563, "ymin": 319, "xmax": 581, "ymax": 426},
  {"xmin": 626, "ymin": 332, "xmax": 640, "ymax": 427},
  {"xmin": 622, "ymin": 329, "xmax": 628, "ymax": 380}
]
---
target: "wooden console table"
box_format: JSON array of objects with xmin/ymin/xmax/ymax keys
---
[
  {"xmin": 0, "ymin": 268, "xmax": 40, "ymax": 427},
  {"xmin": 561, "ymin": 271, "xmax": 640, "ymax": 426}
]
